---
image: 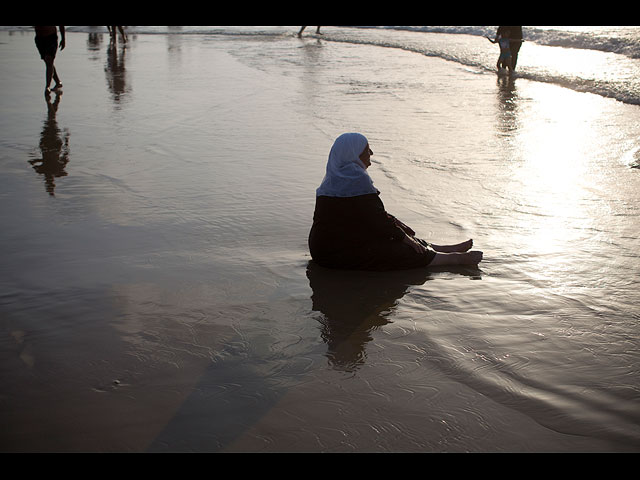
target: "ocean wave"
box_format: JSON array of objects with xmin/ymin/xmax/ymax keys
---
[
  {"xmin": 377, "ymin": 26, "xmax": 640, "ymax": 60},
  {"xmin": 335, "ymin": 27, "xmax": 640, "ymax": 106},
  {"xmin": 8, "ymin": 25, "xmax": 640, "ymax": 59}
]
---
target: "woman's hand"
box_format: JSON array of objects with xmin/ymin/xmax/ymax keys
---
[
  {"xmin": 402, "ymin": 235, "xmax": 425, "ymax": 254},
  {"xmin": 392, "ymin": 217, "xmax": 415, "ymax": 237}
]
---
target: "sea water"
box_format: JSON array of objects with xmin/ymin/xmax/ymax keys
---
[{"xmin": 0, "ymin": 26, "xmax": 639, "ymax": 452}]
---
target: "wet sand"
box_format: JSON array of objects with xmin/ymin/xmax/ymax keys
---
[{"xmin": 1, "ymin": 29, "xmax": 640, "ymax": 452}]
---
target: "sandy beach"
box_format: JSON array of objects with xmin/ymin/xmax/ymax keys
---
[{"xmin": 1, "ymin": 27, "xmax": 640, "ymax": 452}]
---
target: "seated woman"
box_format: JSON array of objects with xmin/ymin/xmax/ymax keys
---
[{"xmin": 308, "ymin": 133, "xmax": 483, "ymax": 271}]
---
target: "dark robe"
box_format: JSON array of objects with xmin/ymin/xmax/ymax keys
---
[{"xmin": 309, "ymin": 193, "xmax": 435, "ymax": 271}]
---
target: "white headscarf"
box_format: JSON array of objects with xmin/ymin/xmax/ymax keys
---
[{"xmin": 316, "ymin": 133, "xmax": 379, "ymax": 198}]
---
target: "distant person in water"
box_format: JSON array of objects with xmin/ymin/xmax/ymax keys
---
[
  {"xmin": 308, "ymin": 133, "xmax": 483, "ymax": 271},
  {"xmin": 496, "ymin": 26, "xmax": 523, "ymax": 71},
  {"xmin": 487, "ymin": 29, "xmax": 512, "ymax": 74},
  {"xmin": 34, "ymin": 26, "xmax": 65, "ymax": 96},
  {"xmin": 298, "ymin": 26, "xmax": 322, "ymax": 37}
]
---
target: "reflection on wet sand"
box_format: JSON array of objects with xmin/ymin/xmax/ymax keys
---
[
  {"xmin": 496, "ymin": 75, "xmax": 521, "ymax": 135},
  {"xmin": 307, "ymin": 261, "xmax": 432, "ymax": 372},
  {"xmin": 105, "ymin": 38, "xmax": 130, "ymax": 105},
  {"xmin": 28, "ymin": 93, "xmax": 70, "ymax": 196},
  {"xmin": 86, "ymin": 29, "xmax": 105, "ymax": 61}
]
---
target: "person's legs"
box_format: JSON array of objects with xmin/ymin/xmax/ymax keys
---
[
  {"xmin": 430, "ymin": 239, "xmax": 473, "ymax": 253},
  {"xmin": 117, "ymin": 26, "xmax": 127, "ymax": 43},
  {"xmin": 51, "ymin": 63, "xmax": 61, "ymax": 90},
  {"xmin": 43, "ymin": 56, "xmax": 62, "ymax": 92},
  {"xmin": 43, "ymin": 56, "xmax": 56, "ymax": 93},
  {"xmin": 510, "ymin": 41, "xmax": 521, "ymax": 70},
  {"xmin": 415, "ymin": 238, "xmax": 482, "ymax": 266},
  {"xmin": 37, "ymin": 34, "xmax": 60, "ymax": 94},
  {"xmin": 428, "ymin": 250, "xmax": 483, "ymax": 266}
]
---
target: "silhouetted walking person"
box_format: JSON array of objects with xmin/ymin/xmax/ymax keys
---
[{"xmin": 34, "ymin": 26, "xmax": 65, "ymax": 96}]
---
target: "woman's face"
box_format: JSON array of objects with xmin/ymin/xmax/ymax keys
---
[{"xmin": 359, "ymin": 144, "xmax": 373, "ymax": 169}]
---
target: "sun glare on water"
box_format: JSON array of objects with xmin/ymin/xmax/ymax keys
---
[{"xmin": 507, "ymin": 84, "xmax": 608, "ymax": 261}]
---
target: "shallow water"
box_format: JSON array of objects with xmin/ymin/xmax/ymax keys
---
[{"xmin": 1, "ymin": 28, "xmax": 639, "ymax": 452}]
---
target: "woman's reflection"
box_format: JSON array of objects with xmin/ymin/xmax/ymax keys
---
[
  {"xmin": 29, "ymin": 92, "xmax": 70, "ymax": 196},
  {"xmin": 307, "ymin": 261, "xmax": 431, "ymax": 372}
]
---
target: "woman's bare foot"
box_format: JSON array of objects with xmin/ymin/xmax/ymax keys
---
[
  {"xmin": 430, "ymin": 239, "xmax": 473, "ymax": 253},
  {"xmin": 428, "ymin": 250, "xmax": 483, "ymax": 267}
]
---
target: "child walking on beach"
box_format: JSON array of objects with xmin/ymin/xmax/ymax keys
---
[
  {"xmin": 34, "ymin": 26, "xmax": 66, "ymax": 96},
  {"xmin": 487, "ymin": 29, "xmax": 512, "ymax": 75}
]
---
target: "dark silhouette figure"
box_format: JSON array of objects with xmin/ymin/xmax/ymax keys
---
[
  {"xmin": 487, "ymin": 29, "xmax": 513, "ymax": 75},
  {"xmin": 309, "ymin": 133, "xmax": 483, "ymax": 271},
  {"xmin": 298, "ymin": 26, "xmax": 322, "ymax": 37},
  {"xmin": 496, "ymin": 26, "xmax": 523, "ymax": 71},
  {"xmin": 34, "ymin": 26, "xmax": 66, "ymax": 96},
  {"xmin": 29, "ymin": 93, "xmax": 70, "ymax": 196}
]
